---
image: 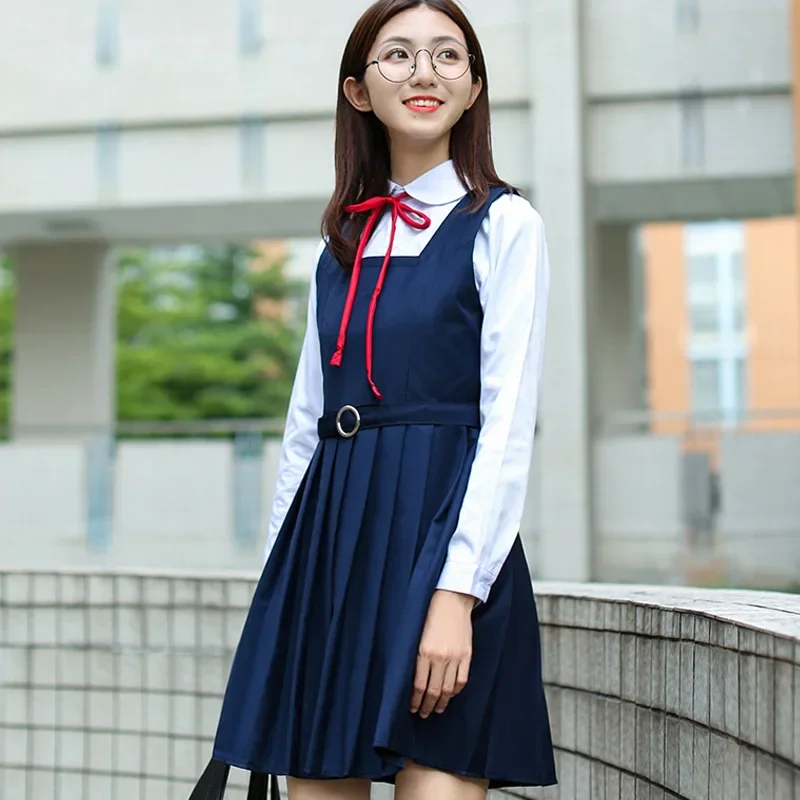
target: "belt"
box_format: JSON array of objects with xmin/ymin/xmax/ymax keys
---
[{"xmin": 317, "ymin": 402, "xmax": 481, "ymax": 439}]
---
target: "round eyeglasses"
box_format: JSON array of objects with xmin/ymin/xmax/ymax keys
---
[{"xmin": 364, "ymin": 41, "xmax": 474, "ymax": 83}]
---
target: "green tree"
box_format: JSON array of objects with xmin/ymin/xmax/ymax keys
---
[
  {"xmin": 0, "ymin": 245, "xmax": 303, "ymax": 427},
  {"xmin": 116, "ymin": 244, "xmax": 306, "ymax": 421}
]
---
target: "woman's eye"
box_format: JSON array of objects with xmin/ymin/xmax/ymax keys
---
[{"xmin": 385, "ymin": 48, "xmax": 410, "ymax": 60}]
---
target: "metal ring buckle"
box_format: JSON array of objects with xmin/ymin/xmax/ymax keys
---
[{"xmin": 335, "ymin": 405, "xmax": 361, "ymax": 438}]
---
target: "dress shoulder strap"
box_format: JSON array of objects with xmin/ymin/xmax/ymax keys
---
[{"xmin": 440, "ymin": 185, "xmax": 512, "ymax": 244}]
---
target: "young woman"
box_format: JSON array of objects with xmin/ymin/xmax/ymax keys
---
[{"xmin": 191, "ymin": 1, "xmax": 556, "ymax": 798}]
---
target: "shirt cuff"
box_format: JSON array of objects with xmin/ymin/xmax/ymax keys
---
[{"xmin": 435, "ymin": 559, "xmax": 496, "ymax": 604}]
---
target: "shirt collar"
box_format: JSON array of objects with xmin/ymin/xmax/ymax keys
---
[{"xmin": 389, "ymin": 159, "xmax": 468, "ymax": 206}]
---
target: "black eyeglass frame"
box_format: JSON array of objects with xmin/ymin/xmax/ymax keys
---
[{"xmin": 359, "ymin": 47, "xmax": 476, "ymax": 83}]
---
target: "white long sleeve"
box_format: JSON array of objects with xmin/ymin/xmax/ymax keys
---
[
  {"xmin": 435, "ymin": 194, "xmax": 550, "ymax": 603},
  {"xmin": 263, "ymin": 241, "xmax": 325, "ymax": 564}
]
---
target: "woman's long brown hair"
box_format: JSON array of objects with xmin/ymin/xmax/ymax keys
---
[{"xmin": 321, "ymin": 0, "xmax": 514, "ymax": 269}]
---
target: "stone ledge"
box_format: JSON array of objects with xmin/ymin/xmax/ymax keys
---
[
  {"xmin": 535, "ymin": 582, "xmax": 800, "ymax": 646},
  {"xmin": 2, "ymin": 570, "xmax": 799, "ymax": 799},
  {"xmin": 529, "ymin": 582, "xmax": 800, "ymax": 799}
]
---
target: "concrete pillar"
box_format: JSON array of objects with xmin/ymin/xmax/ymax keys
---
[
  {"xmin": 530, "ymin": 0, "xmax": 593, "ymax": 581},
  {"xmin": 594, "ymin": 225, "xmax": 645, "ymax": 425},
  {"xmin": 10, "ymin": 242, "xmax": 115, "ymax": 439}
]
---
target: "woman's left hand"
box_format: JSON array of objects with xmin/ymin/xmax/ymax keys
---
[{"xmin": 410, "ymin": 589, "xmax": 476, "ymax": 719}]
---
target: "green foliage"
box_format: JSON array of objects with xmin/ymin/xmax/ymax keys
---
[
  {"xmin": 115, "ymin": 244, "xmax": 306, "ymax": 421},
  {"xmin": 0, "ymin": 245, "xmax": 307, "ymax": 426}
]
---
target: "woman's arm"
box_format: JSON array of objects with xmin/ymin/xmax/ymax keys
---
[
  {"xmin": 264, "ymin": 241, "xmax": 326, "ymax": 564},
  {"xmin": 435, "ymin": 194, "xmax": 550, "ymax": 603}
]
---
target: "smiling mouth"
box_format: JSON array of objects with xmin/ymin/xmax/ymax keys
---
[{"xmin": 403, "ymin": 98, "xmax": 444, "ymax": 110}]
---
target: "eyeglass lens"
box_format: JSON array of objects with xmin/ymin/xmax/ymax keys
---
[{"xmin": 375, "ymin": 42, "xmax": 471, "ymax": 82}]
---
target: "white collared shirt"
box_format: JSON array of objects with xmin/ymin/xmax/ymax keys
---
[{"xmin": 266, "ymin": 160, "xmax": 550, "ymax": 604}]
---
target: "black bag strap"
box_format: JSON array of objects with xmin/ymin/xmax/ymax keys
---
[
  {"xmin": 248, "ymin": 771, "xmax": 282, "ymax": 800},
  {"xmin": 190, "ymin": 759, "xmax": 281, "ymax": 799}
]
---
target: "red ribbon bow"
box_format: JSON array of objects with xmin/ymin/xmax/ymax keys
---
[{"xmin": 330, "ymin": 192, "xmax": 431, "ymax": 399}]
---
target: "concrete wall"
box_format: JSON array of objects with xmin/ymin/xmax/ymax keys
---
[
  {"xmin": 0, "ymin": 437, "xmax": 283, "ymax": 571},
  {"xmin": 593, "ymin": 435, "xmax": 685, "ymax": 584},
  {"xmin": 1, "ymin": 571, "xmax": 798, "ymax": 799},
  {"xmin": 0, "ymin": 0, "xmax": 792, "ymax": 241},
  {"xmin": 1, "ymin": 433, "xmax": 799, "ymax": 586},
  {"xmin": 717, "ymin": 431, "xmax": 800, "ymax": 583},
  {"xmin": 1, "ymin": 0, "xmax": 788, "ymax": 128}
]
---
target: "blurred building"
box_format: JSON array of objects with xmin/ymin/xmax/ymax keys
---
[
  {"xmin": 0, "ymin": 0, "xmax": 798, "ymax": 586},
  {"xmin": 644, "ymin": 216, "xmax": 800, "ymax": 434}
]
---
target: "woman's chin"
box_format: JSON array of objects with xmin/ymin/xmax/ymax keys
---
[{"xmin": 386, "ymin": 122, "xmax": 452, "ymax": 149}]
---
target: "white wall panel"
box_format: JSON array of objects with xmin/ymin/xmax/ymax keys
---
[
  {"xmin": 0, "ymin": 134, "xmax": 97, "ymax": 211},
  {"xmin": 486, "ymin": 106, "xmax": 532, "ymax": 188},
  {"xmin": 589, "ymin": 102, "xmax": 681, "ymax": 182},
  {"xmin": 592, "ymin": 435, "xmax": 684, "ymax": 580},
  {"xmin": 118, "ymin": 126, "xmax": 240, "ymax": 203},
  {"xmin": 584, "ymin": 0, "xmax": 790, "ymax": 96},
  {"xmin": 262, "ymin": 119, "xmax": 336, "ymax": 199},
  {"xmin": 0, "ymin": 443, "xmax": 84, "ymax": 544},
  {"xmin": 0, "ymin": 1, "xmax": 99, "ymax": 128},
  {"xmin": 717, "ymin": 432, "xmax": 800, "ymax": 586},
  {"xmin": 113, "ymin": 441, "xmax": 233, "ymax": 542},
  {"xmin": 588, "ymin": 95, "xmax": 794, "ymax": 182},
  {"xmin": 703, "ymin": 95, "xmax": 794, "ymax": 176}
]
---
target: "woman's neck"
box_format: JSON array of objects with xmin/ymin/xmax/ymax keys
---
[{"xmin": 389, "ymin": 135, "xmax": 451, "ymax": 187}]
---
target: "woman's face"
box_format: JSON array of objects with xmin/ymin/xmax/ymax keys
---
[{"xmin": 344, "ymin": 6, "xmax": 482, "ymax": 152}]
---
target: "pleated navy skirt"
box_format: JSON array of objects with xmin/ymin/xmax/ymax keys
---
[{"xmin": 210, "ymin": 189, "xmax": 557, "ymax": 789}]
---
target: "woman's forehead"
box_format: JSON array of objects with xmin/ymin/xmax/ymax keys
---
[{"xmin": 374, "ymin": 7, "xmax": 467, "ymax": 49}]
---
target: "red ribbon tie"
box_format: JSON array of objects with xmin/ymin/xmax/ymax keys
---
[{"xmin": 330, "ymin": 192, "xmax": 431, "ymax": 399}]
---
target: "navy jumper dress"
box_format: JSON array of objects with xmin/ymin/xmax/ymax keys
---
[{"xmin": 208, "ymin": 187, "xmax": 556, "ymax": 790}]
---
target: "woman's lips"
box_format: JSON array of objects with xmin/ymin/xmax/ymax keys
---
[{"xmin": 403, "ymin": 97, "xmax": 444, "ymax": 113}]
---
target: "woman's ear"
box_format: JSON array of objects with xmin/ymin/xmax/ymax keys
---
[
  {"xmin": 466, "ymin": 76, "xmax": 483, "ymax": 110},
  {"xmin": 343, "ymin": 77, "xmax": 373, "ymax": 113}
]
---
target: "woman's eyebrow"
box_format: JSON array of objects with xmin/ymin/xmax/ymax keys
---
[{"xmin": 377, "ymin": 34, "xmax": 463, "ymax": 48}]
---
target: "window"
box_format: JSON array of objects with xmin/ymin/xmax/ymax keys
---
[
  {"xmin": 240, "ymin": 116, "xmax": 265, "ymax": 192},
  {"xmin": 96, "ymin": 124, "xmax": 119, "ymax": 198},
  {"xmin": 688, "ymin": 253, "xmax": 718, "ymax": 288},
  {"xmin": 96, "ymin": 0, "xmax": 120, "ymax": 67},
  {"xmin": 730, "ymin": 251, "xmax": 746, "ymax": 334},
  {"xmin": 730, "ymin": 251, "xmax": 743, "ymax": 287},
  {"xmin": 239, "ymin": 0, "xmax": 263, "ymax": 57},
  {"xmin": 687, "ymin": 252, "xmax": 720, "ymax": 345},
  {"xmin": 732, "ymin": 303, "xmax": 746, "ymax": 335},
  {"xmin": 689, "ymin": 305, "xmax": 719, "ymax": 339},
  {"xmin": 676, "ymin": 0, "xmax": 700, "ymax": 33},
  {"xmin": 732, "ymin": 357, "xmax": 748, "ymax": 418},
  {"xmin": 685, "ymin": 223, "xmax": 748, "ymax": 427},
  {"xmin": 691, "ymin": 356, "xmax": 747, "ymax": 426},
  {"xmin": 680, "ymin": 94, "xmax": 704, "ymax": 170},
  {"xmin": 691, "ymin": 359, "xmax": 720, "ymax": 423}
]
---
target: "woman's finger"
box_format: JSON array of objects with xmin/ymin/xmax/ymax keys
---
[
  {"xmin": 410, "ymin": 655, "xmax": 431, "ymax": 714},
  {"xmin": 454, "ymin": 653, "xmax": 471, "ymax": 695},
  {"xmin": 434, "ymin": 659, "xmax": 460, "ymax": 713},
  {"xmin": 419, "ymin": 659, "xmax": 446, "ymax": 718}
]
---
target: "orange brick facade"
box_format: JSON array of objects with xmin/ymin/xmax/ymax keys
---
[{"xmin": 643, "ymin": 218, "xmax": 800, "ymax": 431}]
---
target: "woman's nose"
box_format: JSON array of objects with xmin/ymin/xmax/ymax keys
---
[{"xmin": 409, "ymin": 49, "xmax": 437, "ymax": 83}]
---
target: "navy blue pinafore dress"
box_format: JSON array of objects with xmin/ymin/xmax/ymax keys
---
[{"xmin": 207, "ymin": 188, "xmax": 556, "ymax": 790}]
